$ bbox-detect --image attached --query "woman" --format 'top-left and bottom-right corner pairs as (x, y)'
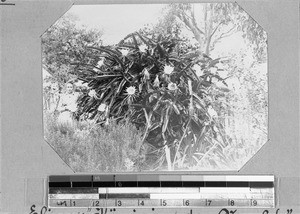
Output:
(57, 82), (79, 127)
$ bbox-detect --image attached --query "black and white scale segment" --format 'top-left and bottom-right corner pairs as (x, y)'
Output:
(48, 174), (275, 208)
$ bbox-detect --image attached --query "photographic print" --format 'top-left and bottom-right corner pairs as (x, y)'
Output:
(42, 3), (268, 172)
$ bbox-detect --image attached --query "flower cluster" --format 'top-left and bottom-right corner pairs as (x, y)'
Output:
(126, 86), (136, 95)
(163, 65), (174, 75)
(88, 89), (97, 98)
(192, 64), (202, 77)
(139, 44), (147, 53)
(97, 58), (105, 67)
(120, 49), (129, 56)
(168, 82), (178, 91)
(97, 103), (107, 112)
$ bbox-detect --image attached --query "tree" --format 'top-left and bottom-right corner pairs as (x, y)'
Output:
(161, 3), (267, 62)
(41, 13), (103, 86)
(157, 3), (268, 170)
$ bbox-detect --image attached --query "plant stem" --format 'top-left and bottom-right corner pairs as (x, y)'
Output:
(172, 119), (190, 169)
(141, 108), (152, 143)
(164, 145), (172, 171)
(141, 126), (149, 143)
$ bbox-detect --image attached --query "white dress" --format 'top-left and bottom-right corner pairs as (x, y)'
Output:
(57, 92), (79, 126)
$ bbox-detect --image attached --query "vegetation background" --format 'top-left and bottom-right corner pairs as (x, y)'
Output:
(42, 3), (268, 172)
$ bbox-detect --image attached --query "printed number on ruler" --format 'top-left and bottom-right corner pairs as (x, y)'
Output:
(117, 200), (122, 207)
(206, 199), (212, 206)
(251, 199), (258, 206)
(229, 199), (235, 206)
(138, 200), (144, 206)
(93, 200), (100, 207)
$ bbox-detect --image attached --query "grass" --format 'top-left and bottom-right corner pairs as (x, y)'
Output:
(44, 112), (148, 172)
(44, 111), (267, 172)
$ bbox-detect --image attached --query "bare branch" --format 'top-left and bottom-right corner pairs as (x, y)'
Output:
(176, 12), (204, 43)
(205, 21), (224, 54)
(210, 21), (223, 38)
(189, 8), (204, 35)
(175, 9), (205, 36)
(217, 25), (237, 40)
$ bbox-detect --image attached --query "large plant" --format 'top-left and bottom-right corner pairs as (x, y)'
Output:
(73, 30), (229, 170)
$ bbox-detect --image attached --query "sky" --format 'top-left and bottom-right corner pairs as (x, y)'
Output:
(51, 3), (267, 89)
(59, 3), (266, 78)
(68, 4), (166, 45)
(65, 4), (252, 57)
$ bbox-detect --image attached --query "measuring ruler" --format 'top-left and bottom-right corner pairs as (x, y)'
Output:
(48, 174), (275, 208)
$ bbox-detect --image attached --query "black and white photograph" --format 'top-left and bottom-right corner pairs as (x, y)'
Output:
(1, 1), (299, 213)
(42, 3), (268, 172)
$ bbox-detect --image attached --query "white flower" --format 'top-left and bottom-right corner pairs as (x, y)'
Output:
(211, 77), (218, 84)
(97, 103), (107, 112)
(143, 68), (150, 80)
(97, 58), (105, 67)
(192, 64), (203, 77)
(120, 49), (129, 56)
(74, 80), (83, 87)
(167, 82), (178, 91)
(93, 59), (104, 72)
(208, 105), (218, 118)
(139, 44), (147, 52)
(126, 86), (136, 95)
(88, 89), (97, 98)
(188, 103), (194, 115)
(163, 65), (174, 75)
(153, 75), (160, 87)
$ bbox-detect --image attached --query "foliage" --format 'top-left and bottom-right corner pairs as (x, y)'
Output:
(44, 109), (262, 171)
(44, 112), (147, 172)
(162, 3), (267, 61)
(42, 4), (268, 171)
(236, 7), (267, 63)
(42, 13), (103, 86)
(73, 30), (230, 170)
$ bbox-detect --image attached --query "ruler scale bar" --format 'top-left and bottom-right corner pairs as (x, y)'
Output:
(93, 182), (115, 187)
(99, 193), (151, 199)
(48, 198), (275, 207)
(48, 175), (275, 208)
(49, 194), (99, 199)
(49, 187), (99, 194)
(49, 193), (274, 200)
(49, 181), (274, 188)
(49, 175), (275, 182)
(49, 187), (274, 194)
(103, 187), (201, 194)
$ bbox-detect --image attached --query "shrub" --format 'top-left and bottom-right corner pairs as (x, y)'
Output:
(72, 31), (229, 170)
